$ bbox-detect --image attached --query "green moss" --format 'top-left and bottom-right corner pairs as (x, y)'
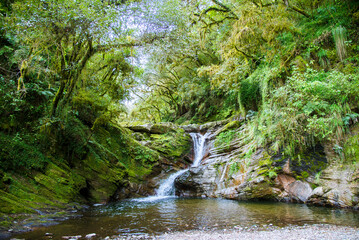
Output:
(69, 124), (162, 202)
(290, 150), (328, 178)
(0, 190), (35, 213)
(301, 171), (310, 179)
(0, 170), (78, 214)
(228, 162), (240, 176)
(215, 130), (237, 150)
(34, 162), (86, 202)
(244, 182), (277, 200)
(0, 219), (12, 228)
(344, 126), (359, 165)
(259, 158), (273, 167)
(0, 120), (189, 214)
(146, 129), (191, 161)
(216, 120), (242, 136)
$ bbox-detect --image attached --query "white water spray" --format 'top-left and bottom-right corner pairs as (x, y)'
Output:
(155, 169), (188, 196)
(135, 132), (208, 201)
(189, 132), (209, 167)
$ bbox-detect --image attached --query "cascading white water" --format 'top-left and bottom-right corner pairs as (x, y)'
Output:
(155, 169), (188, 197)
(135, 132), (208, 202)
(189, 132), (209, 167)
(156, 132), (208, 196)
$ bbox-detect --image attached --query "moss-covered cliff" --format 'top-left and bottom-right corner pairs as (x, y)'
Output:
(0, 119), (192, 230)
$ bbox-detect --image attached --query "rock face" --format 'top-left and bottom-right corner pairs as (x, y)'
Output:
(308, 166), (359, 207)
(174, 122), (359, 209)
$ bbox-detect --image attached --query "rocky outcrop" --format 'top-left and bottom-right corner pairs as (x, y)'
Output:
(124, 120), (359, 209)
(125, 117), (242, 134)
(174, 123), (359, 209)
(307, 166), (359, 207)
(126, 123), (178, 134)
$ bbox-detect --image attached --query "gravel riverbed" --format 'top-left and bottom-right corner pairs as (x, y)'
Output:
(156, 225), (359, 240)
(105, 224), (359, 240)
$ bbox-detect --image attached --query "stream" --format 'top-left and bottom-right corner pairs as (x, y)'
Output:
(12, 199), (359, 239)
(10, 133), (359, 239)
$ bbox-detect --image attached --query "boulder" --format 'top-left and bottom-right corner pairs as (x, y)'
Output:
(287, 181), (313, 202)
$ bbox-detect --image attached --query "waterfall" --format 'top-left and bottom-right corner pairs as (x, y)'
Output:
(156, 132), (208, 196)
(155, 169), (188, 196)
(134, 132), (208, 202)
(189, 132), (209, 167)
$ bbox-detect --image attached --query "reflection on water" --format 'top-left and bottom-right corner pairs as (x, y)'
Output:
(14, 198), (359, 239)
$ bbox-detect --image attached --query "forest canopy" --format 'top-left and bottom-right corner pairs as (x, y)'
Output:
(1, 0), (359, 171)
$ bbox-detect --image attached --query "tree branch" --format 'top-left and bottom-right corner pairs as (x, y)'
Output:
(282, 0), (310, 18)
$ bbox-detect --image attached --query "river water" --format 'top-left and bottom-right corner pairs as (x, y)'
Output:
(14, 198), (359, 239)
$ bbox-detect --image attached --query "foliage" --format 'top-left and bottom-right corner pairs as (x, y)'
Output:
(239, 78), (261, 113)
(215, 130), (237, 150)
(228, 162), (240, 176)
(0, 132), (49, 172)
(246, 68), (359, 155)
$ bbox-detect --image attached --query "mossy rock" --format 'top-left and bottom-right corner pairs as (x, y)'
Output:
(150, 123), (177, 134)
(34, 162), (86, 202)
(290, 148), (328, 177)
(0, 171), (73, 214)
(127, 123), (178, 134)
(242, 181), (278, 200)
(146, 129), (191, 161)
(72, 124), (161, 202)
(214, 120), (243, 136)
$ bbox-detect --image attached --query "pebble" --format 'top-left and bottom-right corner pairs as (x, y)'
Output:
(86, 233), (97, 238)
(104, 224), (359, 240)
(62, 235), (81, 239)
(155, 225), (359, 240)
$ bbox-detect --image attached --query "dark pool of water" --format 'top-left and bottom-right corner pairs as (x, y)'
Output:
(13, 198), (359, 239)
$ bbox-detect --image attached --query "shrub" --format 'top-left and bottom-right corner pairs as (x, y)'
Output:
(246, 68), (359, 155)
(0, 132), (49, 172)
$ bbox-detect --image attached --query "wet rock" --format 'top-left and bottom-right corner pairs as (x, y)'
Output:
(275, 174), (296, 190)
(85, 233), (96, 238)
(323, 189), (354, 207)
(62, 236), (81, 239)
(167, 122), (359, 209)
(180, 119), (233, 133)
(175, 167), (209, 196)
(237, 181), (280, 200)
(311, 187), (324, 197)
(199, 120), (230, 132)
(287, 181), (312, 202)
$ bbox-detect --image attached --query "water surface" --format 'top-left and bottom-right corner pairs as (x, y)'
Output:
(14, 198), (359, 239)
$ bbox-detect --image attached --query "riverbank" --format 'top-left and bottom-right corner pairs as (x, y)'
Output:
(0, 205), (85, 240)
(146, 225), (359, 240)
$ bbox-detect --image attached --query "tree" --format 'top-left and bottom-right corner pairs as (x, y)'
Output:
(8, 0), (150, 119)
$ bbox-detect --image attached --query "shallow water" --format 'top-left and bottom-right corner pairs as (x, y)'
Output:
(14, 198), (359, 239)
